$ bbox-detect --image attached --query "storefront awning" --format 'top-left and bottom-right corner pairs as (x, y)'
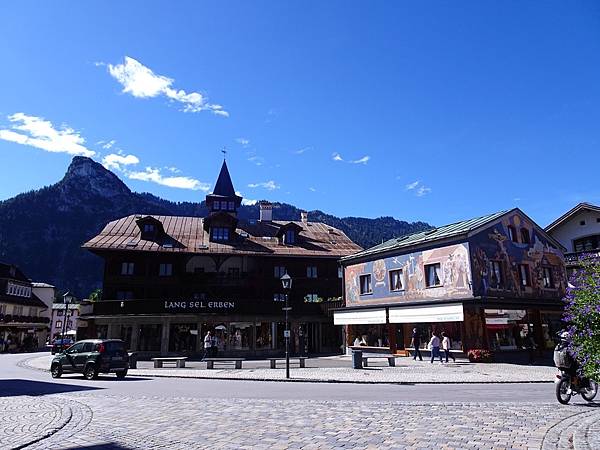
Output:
(388, 303), (464, 324)
(333, 308), (386, 325)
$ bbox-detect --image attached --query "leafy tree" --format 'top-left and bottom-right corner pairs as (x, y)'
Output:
(563, 254), (600, 381)
(88, 289), (102, 302)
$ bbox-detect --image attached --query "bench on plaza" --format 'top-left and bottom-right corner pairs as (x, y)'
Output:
(267, 357), (309, 369)
(203, 358), (245, 369)
(362, 355), (398, 367)
(151, 357), (188, 368)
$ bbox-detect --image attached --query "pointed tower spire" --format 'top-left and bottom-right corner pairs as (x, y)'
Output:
(212, 160), (236, 197)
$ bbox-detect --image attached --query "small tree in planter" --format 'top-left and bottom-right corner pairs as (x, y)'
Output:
(467, 349), (493, 363)
(563, 254), (600, 382)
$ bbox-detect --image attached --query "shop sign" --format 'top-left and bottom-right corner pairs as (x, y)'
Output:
(163, 300), (235, 311)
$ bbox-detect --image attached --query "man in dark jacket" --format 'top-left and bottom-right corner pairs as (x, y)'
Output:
(410, 328), (423, 361)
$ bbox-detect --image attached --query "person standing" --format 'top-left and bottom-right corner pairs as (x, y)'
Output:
(428, 331), (443, 364)
(441, 332), (456, 363)
(410, 328), (423, 361)
(202, 331), (212, 361)
(210, 333), (218, 357)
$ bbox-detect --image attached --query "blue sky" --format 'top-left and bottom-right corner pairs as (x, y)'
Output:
(1, 1), (599, 227)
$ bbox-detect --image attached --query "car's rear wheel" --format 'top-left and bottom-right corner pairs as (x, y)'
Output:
(115, 369), (127, 379)
(50, 363), (62, 378)
(83, 364), (98, 380)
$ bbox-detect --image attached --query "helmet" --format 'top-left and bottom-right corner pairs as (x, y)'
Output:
(560, 331), (569, 340)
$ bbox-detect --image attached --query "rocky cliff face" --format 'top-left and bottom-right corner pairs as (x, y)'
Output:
(0, 157), (431, 296)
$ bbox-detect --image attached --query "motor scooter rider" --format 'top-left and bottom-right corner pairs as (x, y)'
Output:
(555, 332), (580, 377)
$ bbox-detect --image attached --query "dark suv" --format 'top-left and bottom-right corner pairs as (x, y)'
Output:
(50, 339), (129, 380)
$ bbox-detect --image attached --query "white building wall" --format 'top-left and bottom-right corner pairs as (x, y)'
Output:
(549, 210), (600, 252)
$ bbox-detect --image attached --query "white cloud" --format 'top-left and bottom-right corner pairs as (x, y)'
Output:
(405, 180), (431, 196)
(332, 152), (344, 162)
(102, 153), (140, 171)
(416, 186), (432, 197)
(236, 137), (250, 146)
(350, 155), (370, 165)
(106, 56), (228, 117)
(242, 198), (258, 206)
(248, 180), (280, 190)
(128, 167), (211, 191)
(294, 146), (311, 155)
(0, 113), (95, 157)
(247, 154), (264, 166)
(309, 187), (317, 192)
(101, 139), (116, 150)
(165, 166), (181, 173)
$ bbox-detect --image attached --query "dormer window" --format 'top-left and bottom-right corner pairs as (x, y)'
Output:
(228, 201), (235, 211)
(284, 229), (296, 245)
(211, 227), (230, 241)
(144, 224), (155, 233)
(214, 201), (221, 210)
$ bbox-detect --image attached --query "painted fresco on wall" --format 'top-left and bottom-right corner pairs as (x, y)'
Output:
(470, 213), (566, 300)
(345, 243), (473, 306)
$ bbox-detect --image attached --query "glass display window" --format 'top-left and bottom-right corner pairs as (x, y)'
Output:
(255, 322), (273, 349)
(169, 323), (198, 353)
(228, 322), (252, 350)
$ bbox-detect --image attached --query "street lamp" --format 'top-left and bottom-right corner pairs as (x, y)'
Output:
(280, 273), (292, 379)
(61, 291), (74, 352)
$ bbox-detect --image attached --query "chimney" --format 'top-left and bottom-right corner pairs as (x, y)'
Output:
(301, 211), (308, 224)
(259, 201), (273, 222)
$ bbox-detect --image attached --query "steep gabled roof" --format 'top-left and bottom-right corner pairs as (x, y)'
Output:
(212, 160), (236, 197)
(545, 202), (600, 232)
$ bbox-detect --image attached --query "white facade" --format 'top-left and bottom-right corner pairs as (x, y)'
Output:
(546, 204), (600, 253)
(50, 303), (80, 341)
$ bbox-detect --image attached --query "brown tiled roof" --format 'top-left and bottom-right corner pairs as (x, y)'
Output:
(83, 215), (362, 258)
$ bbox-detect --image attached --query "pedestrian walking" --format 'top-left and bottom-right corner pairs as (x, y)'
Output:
(202, 331), (212, 360)
(441, 331), (455, 363)
(525, 331), (536, 365)
(410, 328), (423, 361)
(428, 331), (443, 364)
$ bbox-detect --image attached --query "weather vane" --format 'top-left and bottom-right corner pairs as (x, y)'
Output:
(221, 147), (227, 159)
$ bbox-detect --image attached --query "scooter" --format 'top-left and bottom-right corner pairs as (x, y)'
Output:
(555, 370), (598, 405)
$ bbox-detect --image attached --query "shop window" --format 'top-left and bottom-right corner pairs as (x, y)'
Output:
(121, 262), (134, 275)
(273, 293), (286, 302)
(139, 324), (162, 351)
(507, 225), (518, 243)
(306, 266), (318, 278)
(389, 269), (403, 291)
(424, 263), (442, 287)
(229, 322), (252, 350)
(169, 323), (197, 353)
(255, 322), (273, 349)
(274, 266), (286, 278)
(159, 263), (173, 277)
(489, 261), (503, 289)
(304, 293), (320, 303)
(359, 274), (372, 295)
(228, 267), (240, 279)
(542, 266), (554, 288)
(518, 264), (531, 287)
(520, 228), (531, 245)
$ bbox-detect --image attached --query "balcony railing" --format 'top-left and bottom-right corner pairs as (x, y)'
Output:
(564, 250), (600, 264)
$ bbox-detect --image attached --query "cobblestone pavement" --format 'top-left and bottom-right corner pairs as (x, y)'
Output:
(1, 392), (599, 449)
(25, 354), (557, 384)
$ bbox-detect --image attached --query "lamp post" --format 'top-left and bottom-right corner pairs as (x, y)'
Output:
(280, 273), (292, 379)
(61, 291), (73, 351)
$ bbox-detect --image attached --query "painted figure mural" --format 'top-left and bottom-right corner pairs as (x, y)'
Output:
(345, 243), (473, 306)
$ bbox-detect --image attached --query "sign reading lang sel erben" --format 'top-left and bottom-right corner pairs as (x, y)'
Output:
(163, 300), (235, 312)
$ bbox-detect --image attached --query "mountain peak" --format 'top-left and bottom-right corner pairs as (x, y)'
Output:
(60, 156), (131, 197)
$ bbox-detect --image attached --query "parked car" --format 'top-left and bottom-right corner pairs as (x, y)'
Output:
(50, 338), (74, 355)
(50, 339), (129, 380)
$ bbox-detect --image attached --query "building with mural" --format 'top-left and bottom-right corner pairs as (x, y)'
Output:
(545, 202), (600, 274)
(80, 160), (362, 357)
(334, 209), (567, 358)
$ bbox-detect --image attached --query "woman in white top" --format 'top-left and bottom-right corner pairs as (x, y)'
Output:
(428, 332), (443, 364)
(441, 331), (456, 363)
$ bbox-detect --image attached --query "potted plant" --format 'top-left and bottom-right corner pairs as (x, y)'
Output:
(467, 349), (493, 363)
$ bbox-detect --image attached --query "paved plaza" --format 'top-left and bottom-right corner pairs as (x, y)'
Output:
(24, 354), (557, 384)
(1, 353), (599, 449)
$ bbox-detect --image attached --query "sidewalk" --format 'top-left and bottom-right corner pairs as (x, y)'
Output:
(25, 354), (557, 384)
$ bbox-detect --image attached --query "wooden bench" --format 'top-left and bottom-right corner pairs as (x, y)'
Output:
(267, 357), (308, 369)
(204, 358), (245, 369)
(152, 357), (188, 368)
(362, 355), (397, 367)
